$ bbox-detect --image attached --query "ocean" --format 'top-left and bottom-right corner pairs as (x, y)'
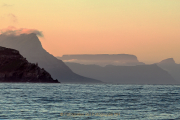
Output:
(0, 83), (180, 120)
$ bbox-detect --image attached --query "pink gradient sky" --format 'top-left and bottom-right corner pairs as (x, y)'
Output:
(0, 0), (180, 63)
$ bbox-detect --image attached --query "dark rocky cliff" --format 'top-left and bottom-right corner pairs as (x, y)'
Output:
(0, 46), (59, 83)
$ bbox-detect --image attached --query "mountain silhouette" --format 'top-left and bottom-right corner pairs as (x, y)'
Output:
(157, 58), (180, 82)
(65, 62), (179, 84)
(158, 58), (176, 65)
(0, 33), (102, 83)
(58, 54), (145, 66)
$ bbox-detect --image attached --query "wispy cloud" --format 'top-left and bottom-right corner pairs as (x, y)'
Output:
(0, 26), (44, 37)
(2, 3), (14, 7)
(8, 13), (17, 23)
(0, 13), (18, 23)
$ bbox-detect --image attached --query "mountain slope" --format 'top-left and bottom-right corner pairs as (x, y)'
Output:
(157, 58), (180, 82)
(0, 33), (102, 83)
(65, 62), (178, 84)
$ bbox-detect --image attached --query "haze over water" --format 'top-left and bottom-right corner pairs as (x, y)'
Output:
(0, 83), (180, 119)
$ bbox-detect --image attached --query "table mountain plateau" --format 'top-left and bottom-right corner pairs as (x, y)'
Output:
(58, 54), (145, 66)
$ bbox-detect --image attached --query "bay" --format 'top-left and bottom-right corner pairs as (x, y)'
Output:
(0, 83), (180, 119)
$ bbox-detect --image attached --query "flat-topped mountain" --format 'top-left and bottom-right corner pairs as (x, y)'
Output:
(0, 46), (59, 83)
(60, 54), (138, 61)
(0, 33), (102, 83)
(65, 62), (179, 84)
(58, 54), (145, 66)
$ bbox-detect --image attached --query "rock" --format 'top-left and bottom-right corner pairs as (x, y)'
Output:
(0, 46), (59, 83)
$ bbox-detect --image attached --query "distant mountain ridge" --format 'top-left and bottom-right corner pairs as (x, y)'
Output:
(59, 54), (180, 84)
(157, 58), (180, 82)
(65, 62), (179, 84)
(1, 33), (179, 84)
(58, 54), (145, 66)
(60, 54), (138, 61)
(0, 33), (102, 83)
(158, 58), (176, 65)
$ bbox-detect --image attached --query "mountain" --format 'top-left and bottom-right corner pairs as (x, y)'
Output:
(158, 58), (176, 65)
(65, 62), (179, 84)
(0, 46), (59, 83)
(57, 54), (145, 66)
(157, 58), (180, 82)
(0, 33), (102, 83)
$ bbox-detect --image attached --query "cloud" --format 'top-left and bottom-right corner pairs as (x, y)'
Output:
(0, 26), (44, 37)
(8, 13), (17, 23)
(2, 3), (13, 7)
(0, 13), (18, 23)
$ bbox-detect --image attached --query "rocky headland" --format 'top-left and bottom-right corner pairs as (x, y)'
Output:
(0, 46), (59, 83)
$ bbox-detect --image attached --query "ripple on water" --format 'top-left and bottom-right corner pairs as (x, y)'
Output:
(0, 83), (180, 119)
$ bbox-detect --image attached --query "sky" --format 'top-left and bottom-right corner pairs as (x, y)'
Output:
(0, 0), (180, 64)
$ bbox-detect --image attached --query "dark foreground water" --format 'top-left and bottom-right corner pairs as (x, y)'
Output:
(0, 84), (180, 120)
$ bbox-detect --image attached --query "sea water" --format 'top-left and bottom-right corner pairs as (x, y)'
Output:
(0, 83), (180, 120)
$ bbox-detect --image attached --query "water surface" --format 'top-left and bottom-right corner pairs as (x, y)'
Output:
(0, 83), (180, 119)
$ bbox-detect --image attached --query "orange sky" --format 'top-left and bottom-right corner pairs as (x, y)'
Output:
(0, 0), (180, 63)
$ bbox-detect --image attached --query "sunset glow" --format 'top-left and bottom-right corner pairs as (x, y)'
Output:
(1, 0), (180, 63)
